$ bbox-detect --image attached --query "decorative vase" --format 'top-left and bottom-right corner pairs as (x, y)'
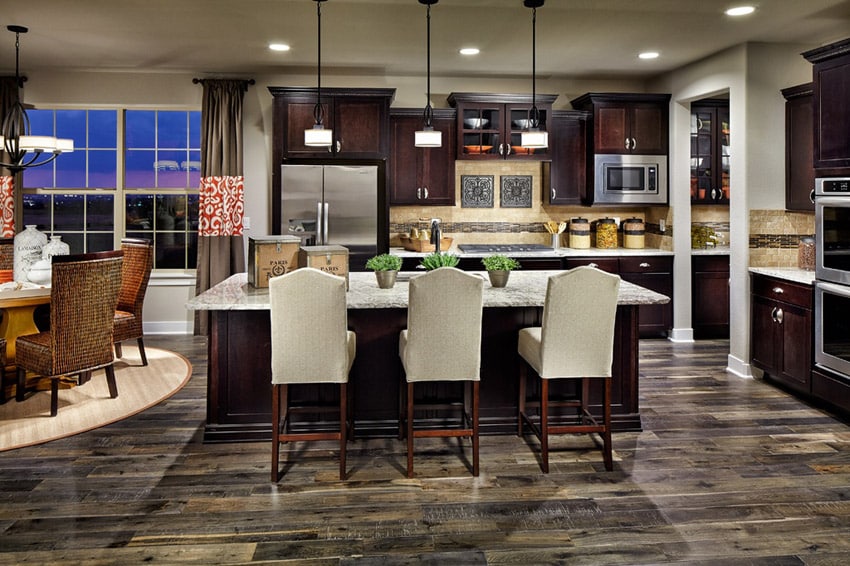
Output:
(487, 270), (510, 288)
(14, 225), (48, 283)
(42, 235), (70, 260)
(375, 270), (398, 289)
(27, 259), (52, 285)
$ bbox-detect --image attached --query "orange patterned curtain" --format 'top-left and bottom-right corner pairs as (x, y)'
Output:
(0, 176), (14, 237)
(193, 79), (251, 335)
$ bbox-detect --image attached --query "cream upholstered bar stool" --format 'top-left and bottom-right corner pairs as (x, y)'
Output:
(269, 267), (356, 482)
(517, 266), (620, 472)
(399, 267), (484, 478)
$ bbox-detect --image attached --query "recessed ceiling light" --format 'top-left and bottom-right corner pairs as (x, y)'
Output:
(639, 51), (660, 60)
(269, 43), (291, 52)
(459, 47), (480, 56)
(725, 6), (756, 16)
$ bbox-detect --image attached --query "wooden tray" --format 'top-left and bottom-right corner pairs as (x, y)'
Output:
(399, 235), (453, 253)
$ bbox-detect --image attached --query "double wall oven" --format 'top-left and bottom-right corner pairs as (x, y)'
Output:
(815, 177), (850, 378)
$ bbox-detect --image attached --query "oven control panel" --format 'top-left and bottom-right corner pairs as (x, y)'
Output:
(816, 177), (850, 195)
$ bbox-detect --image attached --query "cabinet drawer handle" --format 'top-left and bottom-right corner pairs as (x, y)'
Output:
(423, 187), (429, 199)
(775, 307), (784, 324)
(588, 262), (599, 268)
(772, 287), (784, 294)
(639, 262), (650, 268)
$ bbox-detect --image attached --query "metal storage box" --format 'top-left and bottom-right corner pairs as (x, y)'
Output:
(247, 235), (302, 288)
(299, 245), (350, 289)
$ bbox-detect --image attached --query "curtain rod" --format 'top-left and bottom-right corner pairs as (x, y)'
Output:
(192, 78), (255, 88)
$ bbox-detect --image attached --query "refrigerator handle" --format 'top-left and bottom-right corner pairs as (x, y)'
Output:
(323, 202), (329, 244)
(316, 201), (323, 245)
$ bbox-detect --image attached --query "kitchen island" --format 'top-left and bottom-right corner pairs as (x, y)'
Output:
(188, 270), (669, 442)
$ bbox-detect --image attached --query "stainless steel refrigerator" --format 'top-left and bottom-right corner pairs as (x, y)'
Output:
(280, 158), (388, 270)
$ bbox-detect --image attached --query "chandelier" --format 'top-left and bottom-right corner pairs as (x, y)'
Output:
(0, 25), (74, 175)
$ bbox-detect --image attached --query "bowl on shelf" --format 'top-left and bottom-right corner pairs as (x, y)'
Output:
(512, 146), (534, 155)
(512, 118), (532, 129)
(463, 118), (489, 129)
(463, 145), (493, 154)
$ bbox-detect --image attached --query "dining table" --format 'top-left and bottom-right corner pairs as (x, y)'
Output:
(0, 283), (51, 371)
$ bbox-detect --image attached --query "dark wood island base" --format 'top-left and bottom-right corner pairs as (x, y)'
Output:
(191, 272), (667, 443)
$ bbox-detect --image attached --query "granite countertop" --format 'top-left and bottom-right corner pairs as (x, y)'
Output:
(187, 271), (670, 311)
(392, 246), (673, 259)
(692, 246), (731, 255)
(749, 267), (816, 286)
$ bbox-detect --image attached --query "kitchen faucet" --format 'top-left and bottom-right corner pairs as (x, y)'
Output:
(430, 218), (441, 254)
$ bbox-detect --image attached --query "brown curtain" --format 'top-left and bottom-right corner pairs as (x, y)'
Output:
(0, 76), (21, 235)
(194, 79), (251, 335)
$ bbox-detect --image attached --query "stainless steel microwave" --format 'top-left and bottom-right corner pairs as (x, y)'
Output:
(593, 154), (668, 205)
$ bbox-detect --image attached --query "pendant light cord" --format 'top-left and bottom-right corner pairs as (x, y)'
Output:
(424, 2), (433, 128)
(313, 0), (324, 126)
(530, 5), (539, 128)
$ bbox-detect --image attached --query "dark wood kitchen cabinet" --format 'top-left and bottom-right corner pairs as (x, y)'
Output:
(543, 110), (589, 205)
(782, 83), (816, 212)
(690, 99), (730, 205)
(564, 255), (673, 338)
(751, 273), (812, 395)
(269, 86), (395, 234)
(692, 255), (729, 339)
(570, 93), (670, 155)
(448, 92), (557, 160)
(270, 87), (394, 159)
(803, 37), (850, 175)
(388, 108), (456, 206)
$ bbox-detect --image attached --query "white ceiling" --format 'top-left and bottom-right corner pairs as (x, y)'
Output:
(2, 0), (850, 80)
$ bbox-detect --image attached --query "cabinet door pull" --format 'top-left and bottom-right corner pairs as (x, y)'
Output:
(775, 307), (784, 324)
(499, 143), (505, 156)
(588, 262), (599, 268)
(624, 138), (631, 150)
(417, 187), (421, 200)
(336, 140), (341, 153)
(809, 189), (815, 204)
(423, 187), (429, 199)
(772, 287), (784, 294)
(639, 262), (650, 268)
(506, 143), (512, 156)
(551, 187), (556, 200)
(631, 137), (637, 151)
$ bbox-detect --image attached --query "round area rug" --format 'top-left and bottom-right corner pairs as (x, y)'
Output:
(0, 346), (191, 451)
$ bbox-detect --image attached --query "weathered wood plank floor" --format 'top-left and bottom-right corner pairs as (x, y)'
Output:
(2, 337), (850, 565)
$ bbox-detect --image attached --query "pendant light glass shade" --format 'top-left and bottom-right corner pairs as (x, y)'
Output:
(304, 0), (332, 147)
(522, 0), (547, 149)
(0, 25), (74, 175)
(414, 0), (441, 148)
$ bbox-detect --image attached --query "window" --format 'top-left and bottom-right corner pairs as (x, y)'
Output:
(20, 109), (201, 270)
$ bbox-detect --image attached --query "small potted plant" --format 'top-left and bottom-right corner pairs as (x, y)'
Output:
(481, 254), (521, 288)
(365, 253), (403, 289)
(419, 252), (460, 271)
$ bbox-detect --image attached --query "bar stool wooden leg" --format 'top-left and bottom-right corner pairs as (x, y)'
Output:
(339, 383), (348, 481)
(518, 362), (527, 436)
(540, 378), (549, 474)
(407, 381), (415, 478)
(271, 383), (281, 482)
(602, 377), (613, 471)
(472, 381), (480, 477)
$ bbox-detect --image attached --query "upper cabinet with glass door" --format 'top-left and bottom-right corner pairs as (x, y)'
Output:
(448, 93), (557, 160)
(690, 99), (730, 205)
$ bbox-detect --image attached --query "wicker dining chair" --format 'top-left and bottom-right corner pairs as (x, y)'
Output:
(517, 266), (621, 472)
(15, 250), (123, 416)
(113, 238), (153, 366)
(0, 338), (7, 403)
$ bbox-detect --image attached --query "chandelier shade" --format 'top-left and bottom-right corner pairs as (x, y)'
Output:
(414, 0), (442, 148)
(304, 0), (333, 147)
(0, 25), (74, 175)
(521, 0), (548, 149)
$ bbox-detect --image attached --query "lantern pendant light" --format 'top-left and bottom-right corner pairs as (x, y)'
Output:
(521, 0), (548, 149)
(304, 0), (333, 147)
(414, 0), (442, 148)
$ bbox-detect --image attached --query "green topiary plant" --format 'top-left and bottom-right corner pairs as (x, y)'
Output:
(419, 252), (460, 271)
(365, 253), (403, 272)
(481, 254), (521, 272)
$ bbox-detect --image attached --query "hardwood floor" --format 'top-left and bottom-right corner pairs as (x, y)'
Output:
(2, 337), (850, 564)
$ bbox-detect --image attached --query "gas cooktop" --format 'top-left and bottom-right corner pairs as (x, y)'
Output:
(457, 244), (554, 253)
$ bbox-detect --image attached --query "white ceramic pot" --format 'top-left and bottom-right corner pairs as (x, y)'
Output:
(42, 235), (70, 260)
(27, 259), (52, 285)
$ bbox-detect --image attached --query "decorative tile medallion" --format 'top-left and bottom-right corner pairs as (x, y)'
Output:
(500, 175), (532, 208)
(461, 175), (494, 208)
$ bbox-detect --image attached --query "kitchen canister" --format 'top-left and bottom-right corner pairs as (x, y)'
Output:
(798, 237), (815, 271)
(568, 217), (591, 249)
(622, 217), (646, 249)
(42, 235), (70, 260)
(14, 224), (48, 282)
(595, 218), (618, 249)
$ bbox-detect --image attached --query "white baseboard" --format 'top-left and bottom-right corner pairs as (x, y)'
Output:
(668, 327), (694, 343)
(726, 353), (753, 378)
(143, 321), (193, 335)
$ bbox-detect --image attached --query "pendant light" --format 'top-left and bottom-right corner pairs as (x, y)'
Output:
(0, 25), (74, 175)
(414, 0), (442, 148)
(521, 0), (548, 149)
(304, 0), (333, 147)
